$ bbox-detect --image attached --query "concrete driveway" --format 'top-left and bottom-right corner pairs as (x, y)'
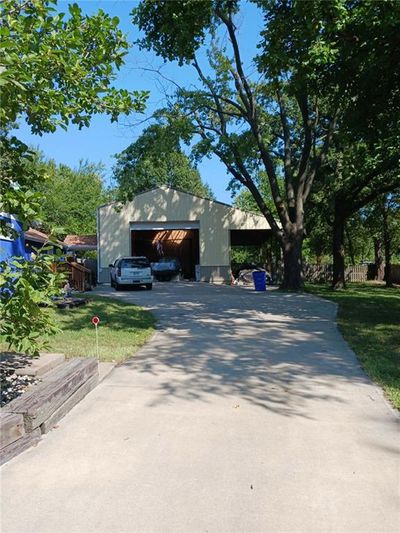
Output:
(1, 283), (399, 533)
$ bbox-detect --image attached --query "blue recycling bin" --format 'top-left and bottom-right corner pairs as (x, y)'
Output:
(252, 270), (266, 291)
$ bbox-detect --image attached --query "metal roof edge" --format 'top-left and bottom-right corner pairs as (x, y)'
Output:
(96, 185), (274, 226)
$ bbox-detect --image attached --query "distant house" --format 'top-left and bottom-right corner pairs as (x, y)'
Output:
(24, 228), (56, 255)
(63, 234), (97, 253)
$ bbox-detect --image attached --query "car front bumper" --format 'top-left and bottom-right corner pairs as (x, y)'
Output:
(116, 277), (153, 285)
(153, 270), (179, 277)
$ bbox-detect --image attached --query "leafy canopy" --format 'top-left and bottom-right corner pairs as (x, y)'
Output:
(0, 0), (148, 133)
(0, 0), (148, 233)
(113, 121), (214, 201)
(0, 251), (65, 356)
(0, 135), (45, 237)
(0, 0), (149, 355)
(33, 158), (110, 235)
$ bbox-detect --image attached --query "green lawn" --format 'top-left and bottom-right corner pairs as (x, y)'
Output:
(45, 295), (155, 363)
(306, 282), (400, 409)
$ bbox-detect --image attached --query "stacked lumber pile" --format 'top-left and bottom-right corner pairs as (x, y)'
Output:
(55, 297), (89, 309)
(0, 358), (98, 465)
(55, 261), (92, 291)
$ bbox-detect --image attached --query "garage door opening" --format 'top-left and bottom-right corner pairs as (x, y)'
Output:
(131, 228), (200, 279)
(230, 229), (279, 278)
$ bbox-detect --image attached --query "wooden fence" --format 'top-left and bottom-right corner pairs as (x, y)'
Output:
(303, 263), (400, 284)
(391, 264), (400, 284)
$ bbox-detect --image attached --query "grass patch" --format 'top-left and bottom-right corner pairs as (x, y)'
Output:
(306, 282), (400, 409)
(45, 295), (155, 363)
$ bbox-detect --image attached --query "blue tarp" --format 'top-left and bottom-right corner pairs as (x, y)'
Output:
(0, 215), (29, 262)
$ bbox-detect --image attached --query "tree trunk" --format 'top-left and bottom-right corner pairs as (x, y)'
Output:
(332, 201), (346, 290)
(385, 260), (393, 288)
(345, 224), (355, 266)
(373, 238), (385, 281)
(281, 231), (304, 290)
(382, 206), (393, 287)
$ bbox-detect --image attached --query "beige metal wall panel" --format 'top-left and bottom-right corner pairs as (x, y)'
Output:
(227, 209), (271, 230)
(98, 203), (130, 269)
(200, 265), (231, 283)
(98, 187), (271, 273)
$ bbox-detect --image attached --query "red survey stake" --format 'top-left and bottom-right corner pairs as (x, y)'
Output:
(91, 316), (100, 359)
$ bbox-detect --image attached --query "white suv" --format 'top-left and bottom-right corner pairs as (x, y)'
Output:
(109, 257), (153, 290)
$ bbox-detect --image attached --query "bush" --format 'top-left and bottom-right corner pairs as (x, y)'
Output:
(0, 251), (65, 355)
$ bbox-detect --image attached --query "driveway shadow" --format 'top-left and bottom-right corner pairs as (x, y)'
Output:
(97, 284), (371, 419)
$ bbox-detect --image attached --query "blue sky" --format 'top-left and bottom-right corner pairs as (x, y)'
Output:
(15, 0), (262, 203)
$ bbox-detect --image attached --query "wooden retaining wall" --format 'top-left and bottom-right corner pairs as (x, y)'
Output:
(0, 358), (98, 465)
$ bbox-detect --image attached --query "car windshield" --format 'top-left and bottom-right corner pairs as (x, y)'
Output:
(121, 258), (150, 268)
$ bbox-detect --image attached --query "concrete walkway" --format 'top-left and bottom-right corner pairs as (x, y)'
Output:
(1, 283), (399, 533)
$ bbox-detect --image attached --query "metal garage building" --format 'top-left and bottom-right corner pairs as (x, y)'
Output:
(97, 186), (271, 283)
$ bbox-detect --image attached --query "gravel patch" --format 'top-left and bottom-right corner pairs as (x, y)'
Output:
(0, 353), (40, 407)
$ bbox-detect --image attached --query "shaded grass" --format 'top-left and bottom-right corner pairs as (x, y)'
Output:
(306, 282), (400, 409)
(46, 295), (155, 363)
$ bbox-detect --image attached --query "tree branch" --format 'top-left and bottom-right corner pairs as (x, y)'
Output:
(192, 112), (282, 237)
(348, 156), (399, 199)
(277, 88), (295, 215)
(296, 92), (313, 188)
(348, 177), (400, 214)
(216, 7), (255, 117)
(214, 8), (289, 228)
(193, 57), (228, 134)
(302, 110), (339, 203)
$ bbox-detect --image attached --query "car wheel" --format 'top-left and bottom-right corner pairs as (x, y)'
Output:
(146, 283), (153, 290)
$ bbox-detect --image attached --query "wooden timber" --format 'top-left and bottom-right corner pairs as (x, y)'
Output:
(0, 413), (25, 448)
(15, 352), (65, 377)
(0, 428), (41, 466)
(4, 358), (98, 432)
(40, 374), (98, 434)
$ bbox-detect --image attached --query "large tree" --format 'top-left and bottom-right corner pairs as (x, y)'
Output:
(132, 0), (399, 290)
(113, 121), (214, 201)
(35, 159), (110, 235)
(330, 150), (399, 289)
(0, 0), (147, 355)
(0, 0), (147, 234)
(307, 137), (400, 288)
(325, 0), (400, 288)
